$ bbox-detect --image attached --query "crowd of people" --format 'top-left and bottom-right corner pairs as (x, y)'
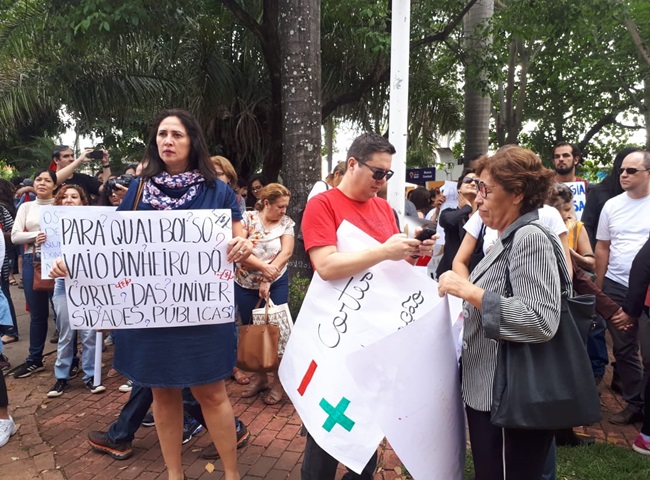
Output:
(0, 115), (649, 480)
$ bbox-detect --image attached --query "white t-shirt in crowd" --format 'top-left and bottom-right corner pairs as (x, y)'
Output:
(596, 192), (650, 287)
(307, 180), (330, 201)
(464, 204), (568, 255)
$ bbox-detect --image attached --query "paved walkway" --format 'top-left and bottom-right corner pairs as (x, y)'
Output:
(0, 283), (642, 479)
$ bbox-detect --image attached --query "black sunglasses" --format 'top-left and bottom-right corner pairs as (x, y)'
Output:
(355, 158), (394, 181)
(619, 167), (649, 175)
(461, 177), (477, 184)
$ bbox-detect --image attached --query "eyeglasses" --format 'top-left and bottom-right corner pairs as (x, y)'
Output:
(461, 177), (477, 184)
(619, 167), (649, 175)
(355, 158), (394, 181)
(476, 180), (495, 198)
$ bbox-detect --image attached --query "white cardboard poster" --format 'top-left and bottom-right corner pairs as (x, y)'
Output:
(346, 296), (465, 480)
(58, 209), (235, 330)
(564, 181), (587, 220)
(279, 220), (464, 477)
(40, 206), (115, 279)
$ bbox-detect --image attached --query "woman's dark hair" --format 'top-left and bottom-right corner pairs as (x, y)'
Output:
(140, 109), (216, 186)
(0, 179), (16, 217)
(410, 187), (432, 216)
(475, 146), (554, 215)
(599, 146), (642, 197)
(34, 168), (57, 183)
(246, 173), (266, 209)
(54, 185), (89, 206)
(548, 182), (573, 209)
(124, 163), (139, 174)
(456, 167), (476, 190)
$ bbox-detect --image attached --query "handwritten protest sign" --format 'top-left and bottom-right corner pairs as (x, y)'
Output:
(564, 181), (587, 220)
(58, 209), (234, 330)
(279, 220), (463, 475)
(347, 296), (465, 480)
(40, 206), (115, 279)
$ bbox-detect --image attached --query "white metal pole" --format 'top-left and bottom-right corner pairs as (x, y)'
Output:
(387, 1), (411, 227)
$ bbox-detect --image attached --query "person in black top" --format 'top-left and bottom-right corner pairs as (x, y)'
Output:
(435, 168), (477, 279)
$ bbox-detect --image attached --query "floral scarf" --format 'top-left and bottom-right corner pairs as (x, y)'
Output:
(142, 170), (205, 210)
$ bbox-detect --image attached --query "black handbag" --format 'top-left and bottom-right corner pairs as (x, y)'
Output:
(490, 224), (602, 430)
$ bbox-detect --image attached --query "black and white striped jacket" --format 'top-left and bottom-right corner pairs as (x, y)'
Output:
(461, 210), (571, 412)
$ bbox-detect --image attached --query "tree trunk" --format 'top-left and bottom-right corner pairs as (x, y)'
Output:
(278, 0), (322, 281)
(463, 0), (494, 162)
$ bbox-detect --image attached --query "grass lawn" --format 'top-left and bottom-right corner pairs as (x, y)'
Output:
(462, 443), (650, 480)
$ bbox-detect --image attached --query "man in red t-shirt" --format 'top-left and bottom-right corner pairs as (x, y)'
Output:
(299, 132), (437, 479)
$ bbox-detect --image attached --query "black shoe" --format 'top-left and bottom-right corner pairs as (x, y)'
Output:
(0, 354), (10, 372)
(14, 361), (44, 378)
(201, 422), (249, 459)
(609, 405), (643, 425)
(141, 411), (155, 427)
(87, 431), (133, 460)
(47, 379), (68, 398)
(69, 358), (80, 379)
(182, 414), (203, 444)
(555, 428), (595, 447)
(85, 380), (106, 394)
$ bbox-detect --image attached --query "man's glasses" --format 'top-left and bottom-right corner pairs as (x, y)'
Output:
(355, 158), (394, 181)
(619, 167), (649, 175)
(476, 180), (495, 198)
(461, 177), (477, 184)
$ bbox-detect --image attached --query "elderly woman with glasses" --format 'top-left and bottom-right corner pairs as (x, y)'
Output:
(438, 147), (567, 480)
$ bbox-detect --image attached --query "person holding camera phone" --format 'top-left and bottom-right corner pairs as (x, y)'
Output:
(51, 145), (111, 201)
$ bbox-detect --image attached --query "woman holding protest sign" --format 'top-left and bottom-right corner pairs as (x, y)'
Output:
(47, 185), (106, 398)
(52, 109), (252, 480)
(11, 169), (57, 379)
(235, 183), (294, 405)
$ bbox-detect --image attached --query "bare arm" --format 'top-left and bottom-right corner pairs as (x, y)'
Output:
(570, 226), (595, 272)
(594, 240), (610, 289)
(269, 234), (294, 272)
(308, 234), (422, 281)
(452, 233), (477, 279)
(56, 149), (90, 184)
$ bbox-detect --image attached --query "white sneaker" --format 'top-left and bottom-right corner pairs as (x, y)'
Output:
(0, 416), (17, 447)
(118, 379), (133, 393)
(103, 335), (114, 346)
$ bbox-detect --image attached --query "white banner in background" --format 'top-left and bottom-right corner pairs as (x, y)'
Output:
(59, 209), (235, 330)
(279, 220), (464, 476)
(40, 206), (115, 279)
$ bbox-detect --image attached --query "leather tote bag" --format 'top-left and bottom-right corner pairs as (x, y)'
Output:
(490, 224), (601, 430)
(237, 308), (280, 373)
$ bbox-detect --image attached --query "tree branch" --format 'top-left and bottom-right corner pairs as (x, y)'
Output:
(411, 0), (479, 49)
(322, 0), (477, 120)
(578, 112), (618, 150)
(216, 0), (264, 41)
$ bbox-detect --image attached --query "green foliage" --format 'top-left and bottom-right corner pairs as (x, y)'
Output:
(463, 443), (650, 479)
(288, 274), (311, 320)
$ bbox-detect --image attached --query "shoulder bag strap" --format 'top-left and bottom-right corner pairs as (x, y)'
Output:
(132, 179), (145, 211)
